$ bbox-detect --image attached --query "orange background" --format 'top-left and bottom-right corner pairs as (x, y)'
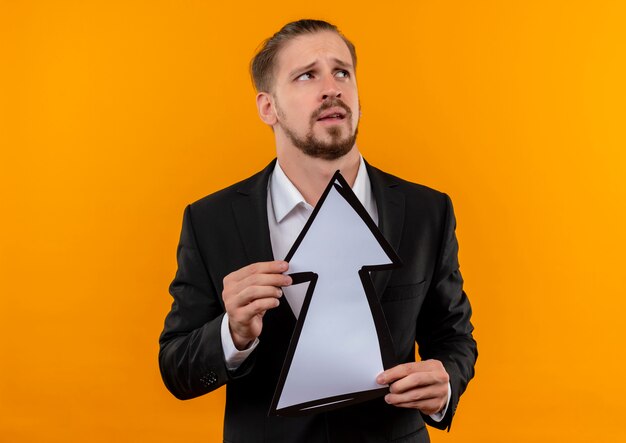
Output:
(1, 1), (625, 442)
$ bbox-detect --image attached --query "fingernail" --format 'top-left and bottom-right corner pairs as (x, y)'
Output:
(376, 375), (384, 384)
(280, 262), (288, 270)
(285, 276), (292, 285)
(384, 395), (391, 403)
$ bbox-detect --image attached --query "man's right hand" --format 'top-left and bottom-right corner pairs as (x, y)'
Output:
(222, 260), (292, 350)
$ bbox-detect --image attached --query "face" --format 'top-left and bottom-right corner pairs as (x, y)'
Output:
(268, 31), (360, 160)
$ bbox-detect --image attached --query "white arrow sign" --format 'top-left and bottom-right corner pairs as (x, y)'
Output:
(270, 171), (402, 416)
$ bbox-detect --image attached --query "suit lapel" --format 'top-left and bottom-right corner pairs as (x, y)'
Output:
(231, 160), (277, 264)
(231, 159), (297, 326)
(366, 161), (405, 298)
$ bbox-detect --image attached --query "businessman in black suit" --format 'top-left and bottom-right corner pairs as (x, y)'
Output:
(159, 19), (477, 442)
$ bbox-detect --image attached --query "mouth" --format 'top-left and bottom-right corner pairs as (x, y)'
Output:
(316, 108), (348, 123)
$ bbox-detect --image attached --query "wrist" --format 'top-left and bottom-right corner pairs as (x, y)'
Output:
(230, 326), (253, 351)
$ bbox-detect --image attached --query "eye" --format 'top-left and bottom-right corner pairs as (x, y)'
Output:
(296, 72), (313, 81)
(335, 70), (350, 78)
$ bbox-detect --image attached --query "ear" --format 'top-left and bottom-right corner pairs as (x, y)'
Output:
(256, 92), (278, 126)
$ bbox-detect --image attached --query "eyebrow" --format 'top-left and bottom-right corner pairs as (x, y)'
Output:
(332, 58), (353, 70)
(289, 62), (316, 79)
(288, 58), (354, 78)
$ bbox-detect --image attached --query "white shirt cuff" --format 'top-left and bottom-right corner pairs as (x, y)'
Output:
(220, 313), (259, 371)
(428, 382), (452, 422)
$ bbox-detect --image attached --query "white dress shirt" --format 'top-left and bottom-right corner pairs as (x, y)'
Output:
(219, 156), (449, 421)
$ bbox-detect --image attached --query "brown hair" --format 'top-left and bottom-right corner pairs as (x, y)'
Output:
(250, 19), (357, 93)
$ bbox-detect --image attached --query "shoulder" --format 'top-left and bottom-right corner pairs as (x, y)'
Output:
(186, 160), (275, 219)
(367, 163), (452, 213)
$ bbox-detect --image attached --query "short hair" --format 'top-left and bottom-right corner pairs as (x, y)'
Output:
(250, 19), (357, 93)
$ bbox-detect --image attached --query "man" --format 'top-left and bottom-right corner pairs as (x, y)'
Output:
(159, 19), (477, 442)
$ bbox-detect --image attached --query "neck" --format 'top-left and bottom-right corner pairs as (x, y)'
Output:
(276, 145), (361, 207)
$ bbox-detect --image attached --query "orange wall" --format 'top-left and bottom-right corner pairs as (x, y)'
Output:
(1, 1), (625, 442)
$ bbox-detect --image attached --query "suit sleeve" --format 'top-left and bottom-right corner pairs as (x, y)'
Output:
(158, 205), (255, 400)
(416, 194), (477, 431)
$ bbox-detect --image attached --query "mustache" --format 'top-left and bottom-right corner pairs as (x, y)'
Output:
(310, 99), (353, 122)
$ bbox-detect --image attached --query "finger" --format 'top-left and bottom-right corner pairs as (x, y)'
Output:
(237, 285), (284, 306)
(376, 363), (417, 385)
(385, 385), (442, 406)
(225, 285), (281, 312)
(238, 297), (281, 322)
(377, 360), (446, 385)
(227, 261), (289, 283)
(388, 372), (440, 394)
(235, 272), (292, 295)
(416, 359), (445, 372)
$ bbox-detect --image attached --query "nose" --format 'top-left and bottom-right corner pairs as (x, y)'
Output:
(320, 75), (342, 101)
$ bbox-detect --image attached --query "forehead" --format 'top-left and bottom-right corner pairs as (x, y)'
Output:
(275, 31), (353, 78)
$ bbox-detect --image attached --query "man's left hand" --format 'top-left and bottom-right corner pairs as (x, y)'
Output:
(376, 359), (449, 415)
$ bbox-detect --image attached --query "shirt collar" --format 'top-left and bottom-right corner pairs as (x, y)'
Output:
(270, 156), (371, 224)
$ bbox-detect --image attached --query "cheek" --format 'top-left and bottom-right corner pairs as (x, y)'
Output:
(285, 109), (315, 132)
(345, 94), (359, 117)
(351, 101), (361, 126)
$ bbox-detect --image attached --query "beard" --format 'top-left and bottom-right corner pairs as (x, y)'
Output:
(276, 99), (359, 161)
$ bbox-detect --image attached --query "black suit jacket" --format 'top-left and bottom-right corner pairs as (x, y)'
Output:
(159, 159), (477, 442)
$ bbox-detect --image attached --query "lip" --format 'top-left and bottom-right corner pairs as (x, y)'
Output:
(316, 107), (347, 121)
